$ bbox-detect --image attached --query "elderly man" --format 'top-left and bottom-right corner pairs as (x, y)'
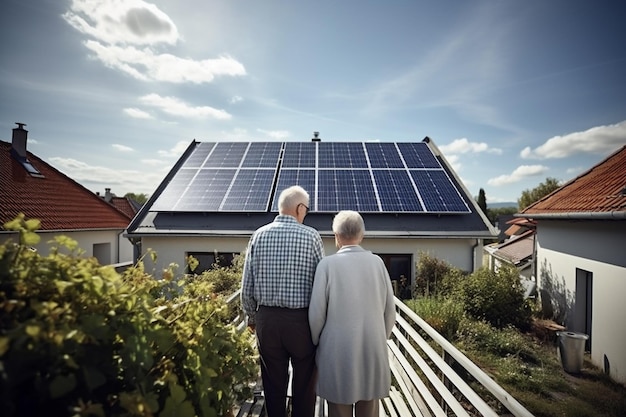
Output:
(241, 185), (325, 417)
(309, 210), (396, 417)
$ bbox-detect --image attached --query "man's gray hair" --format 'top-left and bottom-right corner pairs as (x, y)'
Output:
(278, 185), (309, 213)
(332, 210), (365, 240)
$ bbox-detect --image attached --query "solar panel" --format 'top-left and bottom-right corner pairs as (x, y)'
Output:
(182, 142), (215, 168)
(366, 142), (404, 168)
(272, 169), (316, 211)
(282, 142), (316, 168)
(241, 142), (283, 168)
(152, 168), (197, 211)
(318, 142), (368, 168)
(221, 169), (276, 211)
(410, 170), (469, 212)
(397, 142), (440, 169)
(175, 169), (237, 211)
(152, 140), (471, 214)
(372, 170), (424, 212)
(317, 170), (379, 212)
(204, 142), (248, 168)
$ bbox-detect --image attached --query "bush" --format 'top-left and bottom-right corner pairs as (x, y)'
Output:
(404, 296), (464, 340)
(415, 252), (458, 296)
(455, 266), (532, 330)
(0, 215), (257, 417)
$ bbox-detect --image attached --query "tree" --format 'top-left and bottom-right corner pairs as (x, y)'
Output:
(518, 177), (561, 210)
(124, 192), (148, 204)
(476, 188), (487, 216)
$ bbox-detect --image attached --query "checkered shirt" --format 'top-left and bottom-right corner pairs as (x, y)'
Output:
(241, 215), (324, 325)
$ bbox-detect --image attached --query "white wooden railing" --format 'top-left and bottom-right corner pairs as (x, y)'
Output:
(227, 291), (535, 417)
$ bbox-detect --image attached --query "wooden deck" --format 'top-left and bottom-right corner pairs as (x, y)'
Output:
(227, 292), (534, 417)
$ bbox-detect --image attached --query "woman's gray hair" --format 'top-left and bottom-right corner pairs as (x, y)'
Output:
(278, 185), (309, 213)
(332, 210), (365, 240)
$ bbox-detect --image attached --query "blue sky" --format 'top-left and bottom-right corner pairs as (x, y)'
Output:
(1, 0), (625, 204)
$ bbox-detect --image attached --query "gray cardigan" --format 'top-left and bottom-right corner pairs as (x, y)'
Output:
(308, 245), (396, 404)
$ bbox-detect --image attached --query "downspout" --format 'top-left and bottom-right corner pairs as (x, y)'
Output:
(472, 239), (480, 272)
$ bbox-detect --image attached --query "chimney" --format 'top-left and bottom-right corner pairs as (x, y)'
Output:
(312, 131), (321, 142)
(105, 188), (113, 202)
(12, 122), (28, 158)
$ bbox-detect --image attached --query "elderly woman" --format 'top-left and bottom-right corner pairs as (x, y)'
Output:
(308, 210), (396, 417)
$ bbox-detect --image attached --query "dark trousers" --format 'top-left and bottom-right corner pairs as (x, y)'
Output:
(256, 306), (317, 417)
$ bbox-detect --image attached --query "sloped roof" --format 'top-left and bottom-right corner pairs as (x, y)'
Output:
(521, 145), (626, 217)
(0, 140), (132, 231)
(127, 138), (496, 238)
(493, 230), (534, 265)
(107, 196), (141, 219)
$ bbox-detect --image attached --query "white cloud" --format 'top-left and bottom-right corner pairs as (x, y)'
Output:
(83, 41), (246, 83)
(157, 140), (191, 158)
(141, 158), (168, 166)
(440, 138), (502, 155)
(230, 96), (243, 104)
(487, 165), (549, 186)
(64, 0), (246, 84)
(112, 144), (133, 152)
(124, 107), (153, 119)
(63, 0), (179, 46)
(443, 154), (462, 172)
(521, 120), (626, 159)
(49, 156), (166, 194)
(140, 94), (232, 120)
(257, 129), (290, 140)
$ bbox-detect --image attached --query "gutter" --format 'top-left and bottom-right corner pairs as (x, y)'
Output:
(515, 211), (626, 220)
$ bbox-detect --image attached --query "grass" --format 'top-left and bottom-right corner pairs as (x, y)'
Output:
(406, 298), (626, 417)
(455, 322), (626, 417)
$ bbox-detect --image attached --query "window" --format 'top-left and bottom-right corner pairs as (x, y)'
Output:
(186, 251), (238, 274)
(376, 254), (412, 298)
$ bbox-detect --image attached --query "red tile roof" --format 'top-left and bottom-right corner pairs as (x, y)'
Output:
(1, 141), (132, 231)
(108, 196), (140, 219)
(522, 146), (626, 215)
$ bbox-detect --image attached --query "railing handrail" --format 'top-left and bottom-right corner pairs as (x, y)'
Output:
(394, 298), (534, 417)
(227, 290), (535, 417)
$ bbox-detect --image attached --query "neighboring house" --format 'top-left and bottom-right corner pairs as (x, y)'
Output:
(518, 145), (626, 384)
(126, 136), (497, 286)
(0, 123), (134, 265)
(483, 221), (536, 299)
(98, 187), (142, 219)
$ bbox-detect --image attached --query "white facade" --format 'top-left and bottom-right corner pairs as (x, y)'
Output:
(535, 220), (626, 384)
(138, 234), (484, 281)
(6, 229), (134, 266)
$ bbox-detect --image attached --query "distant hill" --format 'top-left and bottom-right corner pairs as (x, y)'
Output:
(488, 202), (518, 209)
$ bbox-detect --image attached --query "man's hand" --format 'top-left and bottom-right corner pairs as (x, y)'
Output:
(247, 323), (256, 333)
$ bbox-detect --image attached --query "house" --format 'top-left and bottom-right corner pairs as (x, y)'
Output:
(126, 136), (497, 286)
(483, 217), (537, 295)
(98, 187), (143, 219)
(517, 145), (626, 384)
(0, 123), (134, 266)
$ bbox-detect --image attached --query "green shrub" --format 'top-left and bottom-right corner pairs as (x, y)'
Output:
(404, 296), (464, 340)
(415, 252), (458, 296)
(455, 266), (532, 330)
(0, 215), (257, 417)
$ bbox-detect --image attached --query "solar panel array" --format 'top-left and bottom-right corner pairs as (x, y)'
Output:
(151, 142), (471, 213)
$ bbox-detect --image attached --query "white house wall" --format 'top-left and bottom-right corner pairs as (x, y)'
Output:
(139, 235), (482, 280)
(536, 220), (626, 385)
(29, 229), (132, 265)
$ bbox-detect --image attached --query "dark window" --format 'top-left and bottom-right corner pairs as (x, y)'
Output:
(186, 251), (238, 274)
(376, 254), (412, 299)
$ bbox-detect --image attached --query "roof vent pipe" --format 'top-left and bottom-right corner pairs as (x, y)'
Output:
(12, 122), (28, 158)
(312, 131), (321, 142)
